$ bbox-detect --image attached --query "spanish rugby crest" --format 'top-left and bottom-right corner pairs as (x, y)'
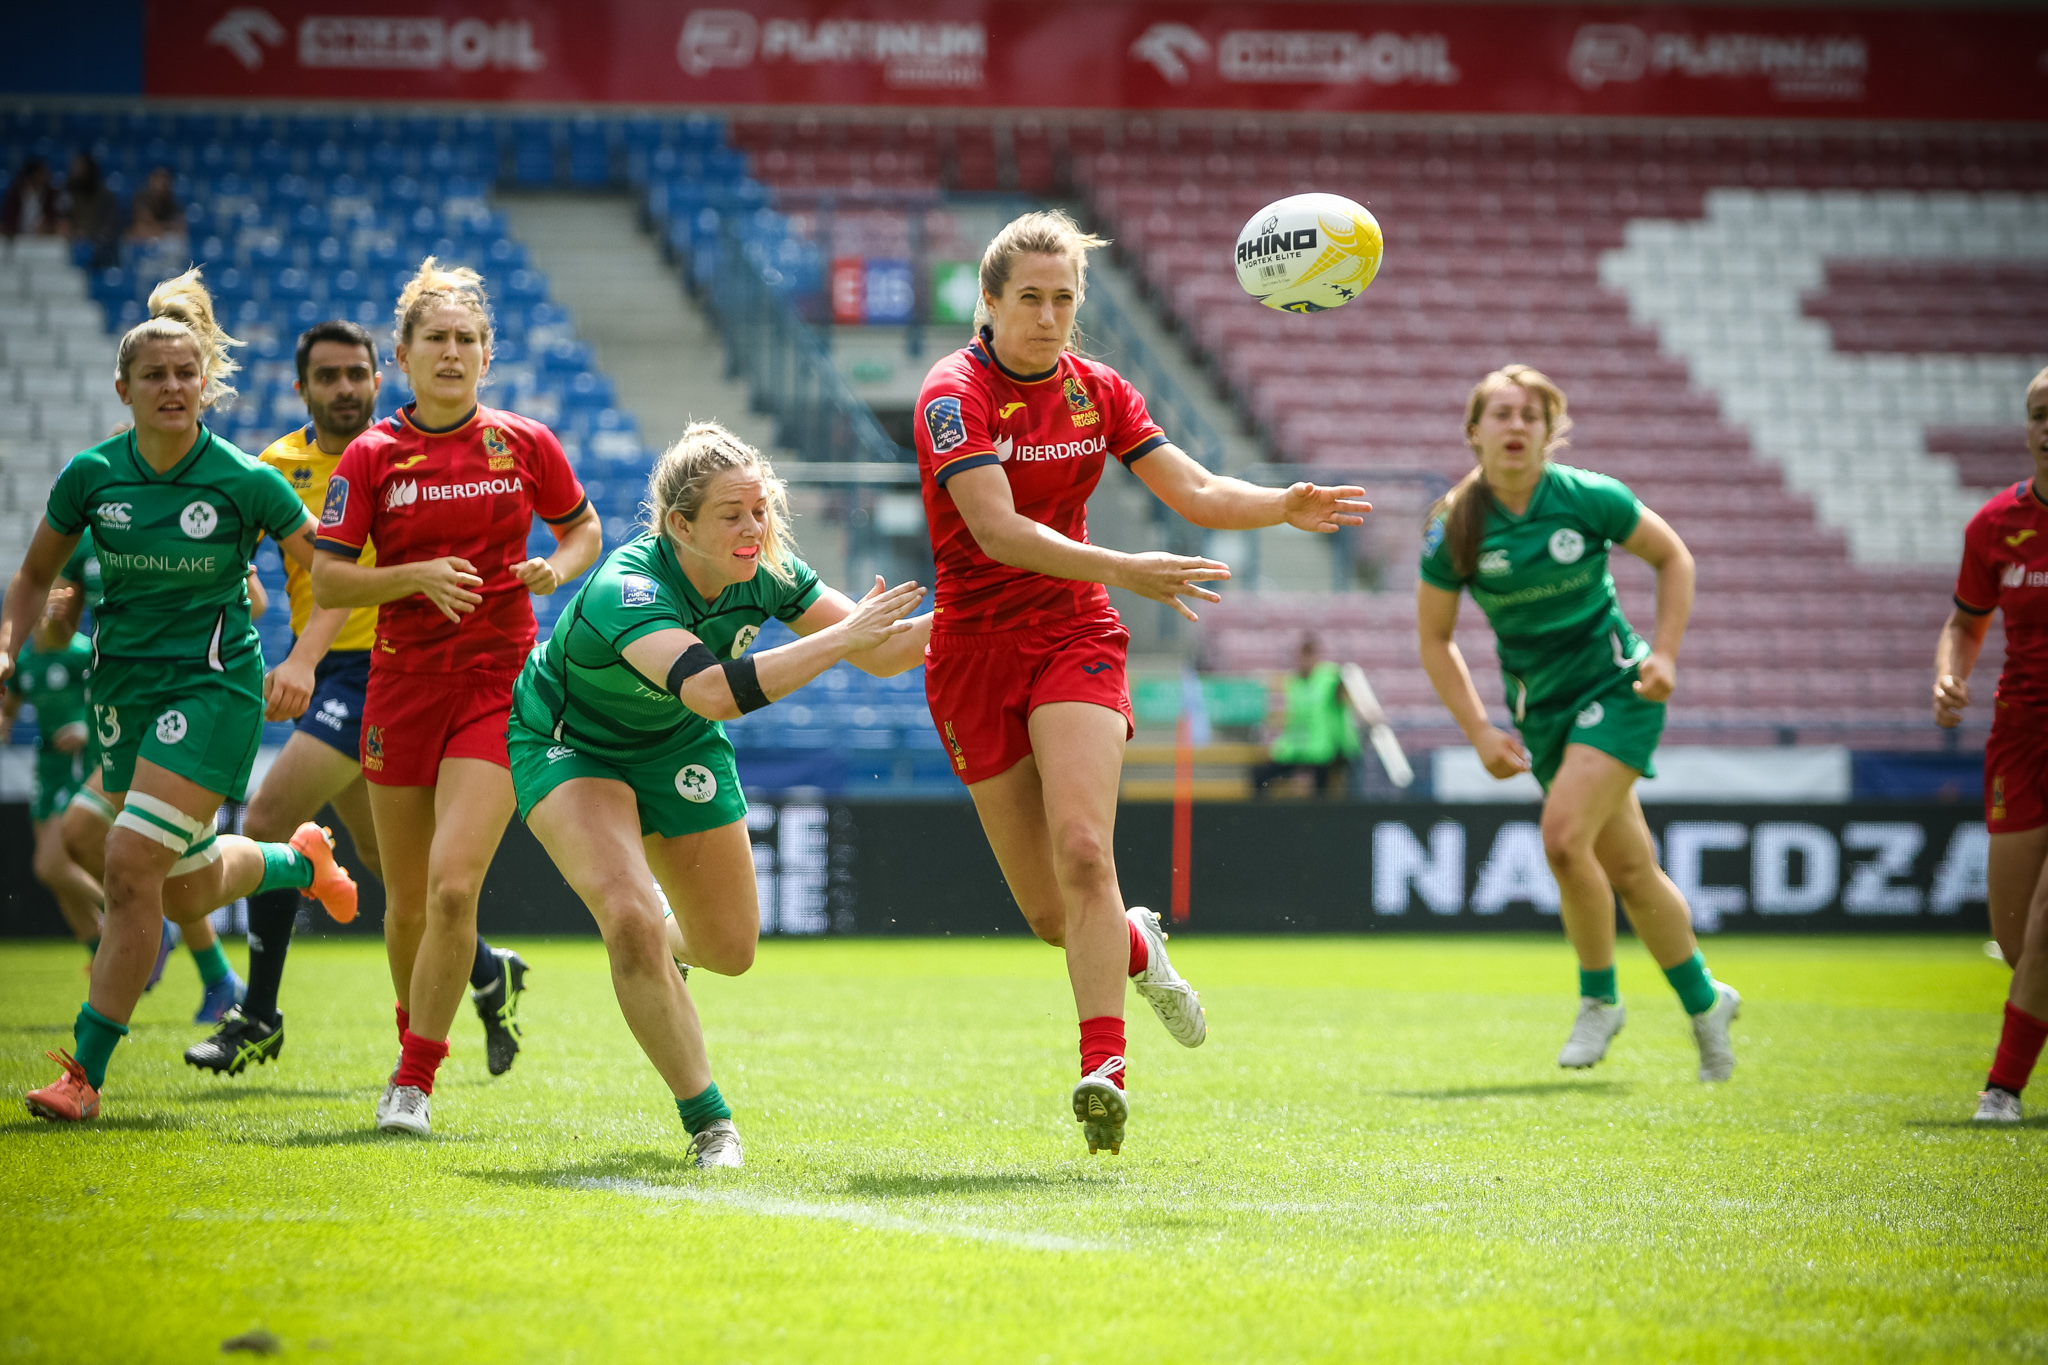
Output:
(1063, 376), (1100, 428)
(483, 426), (514, 471)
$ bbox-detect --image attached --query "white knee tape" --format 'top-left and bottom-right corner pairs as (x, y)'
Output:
(168, 835), (223, 877)
(113, 806), (191, 854)
(69, 786), (117, 822)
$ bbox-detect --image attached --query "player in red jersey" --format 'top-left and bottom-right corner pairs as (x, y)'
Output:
(1936, 365), (2048, 1124)
(914, 211), (1368, 1154)
(312, 260), (601, 1135)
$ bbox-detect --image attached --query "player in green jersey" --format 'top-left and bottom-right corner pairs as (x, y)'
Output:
(1, 585), (102, 951)
(1, 269), (359, 1122)
(508, 422), (927, 1166)
(1416, 364), (1741, 1082)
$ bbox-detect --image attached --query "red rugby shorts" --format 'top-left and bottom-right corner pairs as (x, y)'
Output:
(1985, 700), (2048, 834)
(360, 668), (515, 787)
(924, 613), (1134, 786)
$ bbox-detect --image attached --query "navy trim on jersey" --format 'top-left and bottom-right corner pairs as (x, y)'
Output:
(542, 495), (592, 526)
(933, 452), (1001, 487)
(313, 536), (366, 560)
(403, 403), (478, 436)
(974, 329), (1058, 385)
(1954, 595), (1994, 616)
(1119, 434), (1169, 466)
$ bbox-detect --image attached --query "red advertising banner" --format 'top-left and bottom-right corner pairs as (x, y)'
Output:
(148, 2), (2048, 121)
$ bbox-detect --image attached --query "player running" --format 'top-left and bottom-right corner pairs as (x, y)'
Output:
(1936, 365), (2048, 1123)
(1416, 365), (1740, 1081)
(2, 586), (101, 953)
(2, 269), (358, 1122)
(312, 260), (600, 1136)
(913, 211), (1368, 1154)
(509, 421), (926, 1167)
(187, 320), (532, 1079)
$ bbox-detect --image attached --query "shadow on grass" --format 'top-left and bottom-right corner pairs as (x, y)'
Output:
(1902, 1117), (2048, 1132)
(0, 1114), (188, 1135)
(465, 1148), (697, 1190)
(1390, 1080), (1631, 1101)
(264, 1126), (451, 1148)
(0, 1024), (73, 1035)
(839, 1171), (1093, 1199)
(181, 1086), (366, 1104)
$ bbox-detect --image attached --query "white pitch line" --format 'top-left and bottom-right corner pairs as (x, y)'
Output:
(562, 1177), (1102, 1253)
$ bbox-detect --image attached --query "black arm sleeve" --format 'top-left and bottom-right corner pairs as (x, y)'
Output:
(666, 643), (720, 697)
(722, 655), (771, 714)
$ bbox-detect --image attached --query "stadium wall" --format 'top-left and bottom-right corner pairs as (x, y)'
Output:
(0, 799), (1990, 937)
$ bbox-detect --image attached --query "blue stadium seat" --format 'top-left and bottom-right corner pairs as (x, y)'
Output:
(310, 142), (346, 175)
(509, 119), (557, 187)
(539, 339), (592, 374)
(253, 139), (291, 177)
(210, 266), (252, 306)
(312, 235), (345, 269)
(368, 143), (404, 179)
(568, 116), (612, 187)
(502, 268), (548, 303)
(326, 268), (369, 304)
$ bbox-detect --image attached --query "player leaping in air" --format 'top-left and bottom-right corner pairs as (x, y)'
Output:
(187, 320), (535, 1079)
(508, 421), (927, 1167)
(1935, 365), (2048, 1124)
(3, 269), (358, 1122)
(1416, 365), (1740, 1081)
(312, 259), (601, 1136)
(912, 210), (1369, 1155)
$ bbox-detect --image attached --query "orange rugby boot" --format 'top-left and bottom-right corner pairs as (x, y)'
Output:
(26, 1050), (99, 1122)
(290, 823), (359, 924)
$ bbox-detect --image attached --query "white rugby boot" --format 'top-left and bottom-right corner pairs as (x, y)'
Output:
(1690, 982), (1742, 1082)
(1557, 998), (1626, 1069)
(1071, 1057), (1129, 1155)
(688, 1118), (743, 1168)
(373, 1059), (400, 1127)
(379, 1085), (432, 1136)
(1974, 1087), (2023, 1123)
(1128, 906), (1206, 1047)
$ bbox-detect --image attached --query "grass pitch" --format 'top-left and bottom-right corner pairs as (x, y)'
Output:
(0, 934), (2040, 1364)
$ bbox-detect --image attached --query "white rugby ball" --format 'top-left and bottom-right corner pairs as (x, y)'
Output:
(1234, 192), (1383, 313)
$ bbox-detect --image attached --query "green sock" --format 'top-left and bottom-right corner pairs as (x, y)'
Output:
(190, 939), (232, 987)
(255, 842), (314, 894)
(73, 1003), (128, 1090)
(675, 1082), (731, 1136)
(1579, 965), (1618, 1004)
(1663, 951), (1718, 1016)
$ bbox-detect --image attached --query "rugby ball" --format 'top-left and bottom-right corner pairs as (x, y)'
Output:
(1234, 193), (1383, 313)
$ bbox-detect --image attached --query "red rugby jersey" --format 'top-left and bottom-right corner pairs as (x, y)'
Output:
(316, 403), (588, 675)
(1955, 477), (2048, 711)
(914, 332), (1168, 634)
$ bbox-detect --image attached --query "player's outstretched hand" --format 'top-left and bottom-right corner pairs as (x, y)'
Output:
(263, 656), (317, 721)
(1475, 724), (1531, 780)
(838, 577), (925, 653)
(52, 721), (87, 755)
(1933, 672), (1970, 728)
(1633, 652), (1678, 703)
(1121, 552), (1231, 623)
(1283, 482), (1372, 534)
(514, 556), (562, 596)
(412, 556), (484, 623)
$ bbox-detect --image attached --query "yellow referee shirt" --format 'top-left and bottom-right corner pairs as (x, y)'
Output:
(258, 424), (379, 652)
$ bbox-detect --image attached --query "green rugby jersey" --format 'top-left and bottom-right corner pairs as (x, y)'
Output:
(6, 631), (92, 743)
(58, 530), (103, 611)
(1420, 463), (1649, 718)
(514, 533), (823, 758)
(45, 427), (309, 666)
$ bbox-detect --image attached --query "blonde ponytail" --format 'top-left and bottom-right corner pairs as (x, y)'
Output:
(116, 266), (241, 408)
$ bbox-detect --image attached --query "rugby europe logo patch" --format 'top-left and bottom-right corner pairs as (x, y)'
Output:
(320, 478), (349, 527)
(924, 396), (967, 454)
(621, 574), (658, 607)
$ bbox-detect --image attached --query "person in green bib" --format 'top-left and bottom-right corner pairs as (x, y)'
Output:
(1416, 364), (1741, 1082)
(509, 420), (928, 1167)
(1255, 634), (1360, 798)
(0, 269), (359, 1122)
(1, 586), (102, 952)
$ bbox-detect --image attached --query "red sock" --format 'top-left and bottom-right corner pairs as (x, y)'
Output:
(394, 1003), (409, 1043)
(1127, 919), (1148, 978)
(393, 1029), (450, 1095)
(1988, 1002), (2048, 1094)
(1079, 1016), (1126, 1088)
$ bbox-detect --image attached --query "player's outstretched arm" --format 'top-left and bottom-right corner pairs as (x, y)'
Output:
(1620, 508), (1695, 704)
(0, 521), (81, 686)
(791, 580), (933, 677)
(623, 579), (926, 722)
(948, 462), (1230, 622)
(1416, 579), (1528, 778)
(1933, 605), (1991, 728)
(1131, 444), (1370, 533)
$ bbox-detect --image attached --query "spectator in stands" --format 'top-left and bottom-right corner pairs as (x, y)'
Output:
(60, 153), (120, 269)
(124, 167), (184, 246)
(1254, 634), (1358, 799)
(1, 156), (56, 237)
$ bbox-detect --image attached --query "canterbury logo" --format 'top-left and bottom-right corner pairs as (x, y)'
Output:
(392, 454), (428, 469)
(383, 479), (418, 510)
(997, 402), (1026, 418)
(2008, 529), (2039, 547)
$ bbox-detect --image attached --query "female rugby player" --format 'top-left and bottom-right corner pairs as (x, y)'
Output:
(1416, 364), (1740, 1081)
(1935, 365), (2048, 1123)
(2, 586), (101, 951)
(313, 259), (600, 1135)
(913, 211), (1369, 1154)
(509, 421), (926, 1166)
(1, 269), (357, 1121)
